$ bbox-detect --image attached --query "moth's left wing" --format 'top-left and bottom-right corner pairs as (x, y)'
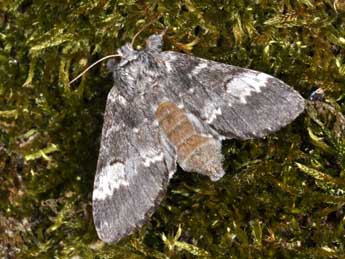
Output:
(93, 88), (175, 243)
(161, 51), (305, 140)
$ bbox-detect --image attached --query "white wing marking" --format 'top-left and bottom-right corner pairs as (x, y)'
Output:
(118, 95), (127, 105)
(93, 162), (128, 201)
(206, 107), (222, 123)
(203, 102), (222, 123)
(227, 71), (271, 104)
(143, 151), (164, 167)
(191, 62), (208, 75)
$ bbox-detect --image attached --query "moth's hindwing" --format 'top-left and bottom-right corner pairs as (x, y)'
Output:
(161, 51), (305, 140)
(155, 102), (224, 181)
(92, 88), (175, 243)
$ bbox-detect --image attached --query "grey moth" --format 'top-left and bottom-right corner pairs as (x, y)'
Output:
(92, 32), (305, 243)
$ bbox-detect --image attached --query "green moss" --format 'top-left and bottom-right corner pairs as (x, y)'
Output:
(1, 0), (345, 258)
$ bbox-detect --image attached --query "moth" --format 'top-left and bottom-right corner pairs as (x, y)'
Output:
(92, 32), (305, 243)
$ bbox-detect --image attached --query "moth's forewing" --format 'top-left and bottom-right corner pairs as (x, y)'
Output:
(161, 51), (305, 140)
(92, 87), (173, 243)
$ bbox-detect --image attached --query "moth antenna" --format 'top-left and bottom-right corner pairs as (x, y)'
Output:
(69, 54), (121, 85)
(160, 27), (168, 37)
(131, 15), (163, 48)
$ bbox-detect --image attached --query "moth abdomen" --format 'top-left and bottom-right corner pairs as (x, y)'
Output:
(155, 102), (225, 181)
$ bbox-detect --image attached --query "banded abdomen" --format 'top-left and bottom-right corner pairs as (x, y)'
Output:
(155, 102), (224, 181)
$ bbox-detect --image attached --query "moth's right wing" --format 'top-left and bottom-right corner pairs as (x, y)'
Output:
(92, 87), (174, 243)
(161, 51), (305, 140)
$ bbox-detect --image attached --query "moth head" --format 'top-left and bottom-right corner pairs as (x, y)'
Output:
(107, 32), (165, 70)
(112, 43), (139, 68)
(69, 31), (165, 85)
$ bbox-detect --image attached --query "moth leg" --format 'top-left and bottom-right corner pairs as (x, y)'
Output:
(155, 102), (225, 181)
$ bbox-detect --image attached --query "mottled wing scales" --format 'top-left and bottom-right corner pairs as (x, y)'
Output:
(92, 88), (174, 243)
(161, 52), (305, 140)
(155, 102), (224, 181)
